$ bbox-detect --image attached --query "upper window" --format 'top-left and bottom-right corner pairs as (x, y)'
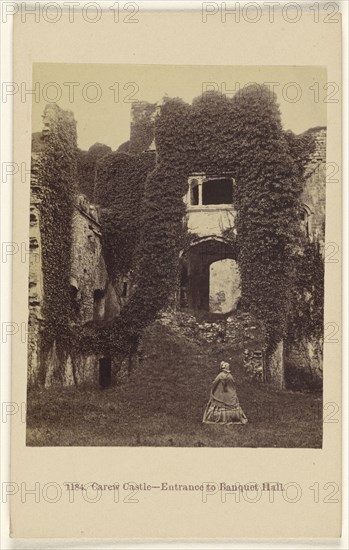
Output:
(202, 178), (232, 205)
(187, 175), (233, 206)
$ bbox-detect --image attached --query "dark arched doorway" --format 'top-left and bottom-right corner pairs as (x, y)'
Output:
(180, 237), (240, 313)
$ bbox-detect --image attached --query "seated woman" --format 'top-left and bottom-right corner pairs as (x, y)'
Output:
(203, 361), (248, 425)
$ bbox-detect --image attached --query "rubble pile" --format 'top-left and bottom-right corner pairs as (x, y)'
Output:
(159, 310), (265, 350)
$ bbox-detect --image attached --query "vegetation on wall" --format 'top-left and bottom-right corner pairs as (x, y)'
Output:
(148, 89), (318, 381)
(80, 99), (192, 356)
(230, 86), (315, 377)
(77, 143), (112, 201)
(95, 151), (156, 280)
(90, 90), (320, 375)
(284, 238), (324, 389)
(36, 104), (78, 355)
(35, 92), (322, 390)
(120, 98), (191, 330)
(287, 240), (324, 345)
(129, 101), (157, 154)
(186, 92), (237, 174)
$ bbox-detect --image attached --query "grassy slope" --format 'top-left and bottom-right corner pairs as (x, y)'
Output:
(26, 322), (322, 447)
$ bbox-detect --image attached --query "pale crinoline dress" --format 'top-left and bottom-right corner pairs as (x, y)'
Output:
(203, 370), (248, 425)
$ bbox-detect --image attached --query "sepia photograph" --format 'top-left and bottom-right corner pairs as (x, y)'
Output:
(5, 3), (344, 541)
(25, 64), (327, 448)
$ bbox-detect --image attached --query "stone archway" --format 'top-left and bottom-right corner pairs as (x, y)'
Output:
(180, 237), (240, 313)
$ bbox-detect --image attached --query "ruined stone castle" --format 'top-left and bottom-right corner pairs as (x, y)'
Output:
(180, 126), (326, 315)
(28, 101), (326, 388)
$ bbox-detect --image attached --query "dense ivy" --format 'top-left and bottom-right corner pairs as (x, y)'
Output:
(92, 89), (319, 368)
(35, 104), (78, 352)
(101, 99), (191, 351)
(129, 101), (157, 154)
(95, 151), (156, 279)
(76, 99), (191, 356)
(229, 86), (310, 363)
(127, 103), (190, 307)
(77, 143), (112, 201)
(153, 89), (317, 366)
(38, 92), (322, 383)
(287, 240), (324, 345)
(186, 92), (237, 174)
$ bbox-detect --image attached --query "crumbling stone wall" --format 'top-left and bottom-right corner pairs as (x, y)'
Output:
(284, 127), (326, 386)
(243, 350), (264, 381)
(301, 128), (326, 249)
(28, 153), (45, 385)
(70, 194), (109, 324)
(28, 169), (114, 386)
(28, 105), (117, 388)
(28, 100), (326, 391)
(160, 309), (265, 349)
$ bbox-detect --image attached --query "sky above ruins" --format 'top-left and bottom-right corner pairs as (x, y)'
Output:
(32, 64), (327, 151)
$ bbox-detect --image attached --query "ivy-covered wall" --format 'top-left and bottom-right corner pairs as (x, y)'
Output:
(28, 151), (45, 386)
(138, 89), (317, 388)
(230, 87), (315, 387)
(29, 92), (324, 391)
(301, 127), (326, 247)
(95, 91), (320, 389)
(77, 143), (112, 201)
(28, 104), (78, 384)
(129, 101), (157, 154)
(95, 151), (156, 282)
(77, 99), (192, 358)
(37, 104), (78, 349)
(28, 105), (114, 387)
(120, 98), (191, 329)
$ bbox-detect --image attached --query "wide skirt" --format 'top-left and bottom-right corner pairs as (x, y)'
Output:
(203, 399), (248, 425)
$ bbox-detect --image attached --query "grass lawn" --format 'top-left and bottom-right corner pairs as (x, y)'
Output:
(26, 323), (323, 448)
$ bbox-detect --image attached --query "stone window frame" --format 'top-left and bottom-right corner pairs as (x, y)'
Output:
(186, 173), (235, 208)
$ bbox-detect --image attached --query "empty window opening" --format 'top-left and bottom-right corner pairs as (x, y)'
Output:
(93, 289), (105, 321)
(202, 178), (232, 205)
(70, 285), (79, 317)
(29, 238), (39, 250)
(300, 208), (310, 238)
(99, 357), (111, 388)
(122, 281), (128, 298)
